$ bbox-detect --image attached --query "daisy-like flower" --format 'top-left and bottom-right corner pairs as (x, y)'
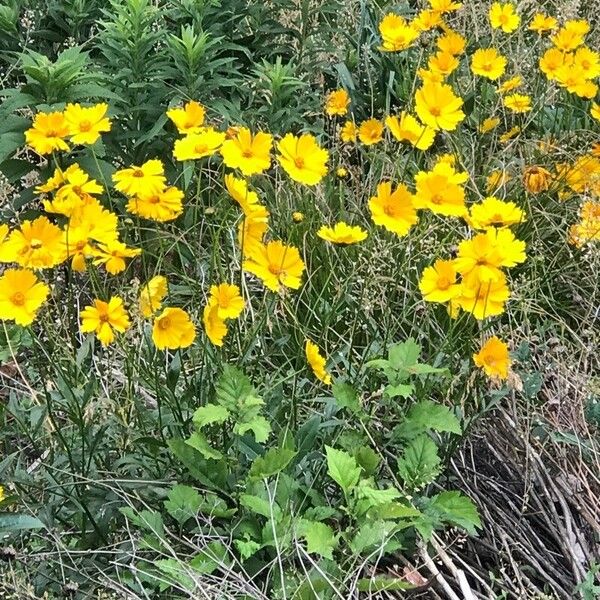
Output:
(369, 181), (418, 237)
(471, 48), (507, 80)
(64, 103), (111, 145)
(386, 113), (436, 150)
(436, 30), (466, 55)
(529, 13), (557, 34)
(473, 336), (511, 379)
(92, 240), (141, 275)
(428, 0), (462, 14)
(277, 133), (329, 186)
(139, 275), (168, 318)
(415, 82), (465, 131)
(68, 199), (119, 245)
(173, 128), (226, 161)
(551, 20), (589, 52)
(0, 268), (50, 326)
(80, 297), (130, 346)
(243, 240), (305, 292)
(44, 167), (104, 217)
(203, 303), (228, 347)
(498, 75), (522, 94)
(340, 121), (358, 143)
(414, 160), (469, 217)
(220, 127), (272, 175)
(127, 186), (184, 222)
(522, 166), (552, 193)
(208, 283), (245, 320)
(112, 159), (166, 197)
(152, 307), (196, 350)
(503, 93), (532, 113)
(238, 214), (269, 257)
(455, 274), (511, 320)
(489, 2), (520, 33)
(428, 51), (460, 78)
(478, 117), (500, 133)
(25, 111), (70, 155)
(317, 222), (368, 245)
(325, 89), (350, 116)
(305, 340), (332, 385)
(35, 164), (79, 194)
(591, 102), (600, 122)
(378, 13), (420, 52)
(419, 259), (461, 303)
(224, 174), (268, 219)
(62, 226), (95, 272)
(574, 47), (600, 80)
(358, 118), (384, 145)
(467, 197), (525, 230)
(166, 100), (206, 134)
(539, 48), (572, 81)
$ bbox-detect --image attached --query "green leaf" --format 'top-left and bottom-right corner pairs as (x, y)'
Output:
(234, 537), (261, 560)
(406, 400), (461, 434)
(299, 520), (337, 560)
(0, 513), (44, 532)
(355, 446), (381, 476)
(215, 364), (255, 409)
(120, 508), (164, 538)
(154, 559), (195, 591)
(240, 494), (281, 520)
(397, 434), (441, 490)
(325, 446), (361, 495)
(167, 438), (221, 490)
(369, 502), (422, 520)
(388, 338), (421, 369)
(429, 491), (481, 535)
(185, 432), (223, 460)
(349, 520), (398, 554)
(163, 485), (202, 524)
(357, 576), (414, 592)
(189, 541), (230, 574)
(332, 381), (360, 413)
(385, 383), (414, 398)
(235, 415), (271, 443)
(192, 403), (230, 428)
(248, 447), (296, 480)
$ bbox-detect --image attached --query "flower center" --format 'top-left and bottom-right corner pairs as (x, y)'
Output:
(133, 169), (144, 178)
(242, 150), (253, 158)
(147, 195), (160, 204)
(30, 238), (43, 249)
(431, 194), (443, 205)
(268, 264), (283, 275)
(75, 241), (86, 251)
(294, 157), (305, 169)
(429, 106), (441, 117)
(99, 313), (110, 323)
(437, 277), (450, 290)
(158, 317), (171, 330)
(79, 120), (92, 132)
(11, 292), (25, 306)
(194, 144), (208, 154)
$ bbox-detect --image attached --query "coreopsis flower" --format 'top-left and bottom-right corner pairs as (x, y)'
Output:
(414, 161), (468, 217)
(414, 82), (465, 131)
(80, 297), (130, 346)
(62, 227), (95, 272)
(68, 199), (119, 244)
(64, 103), (111, 145)
(368, 181), (418, 237)
(203, 303), (227, 346)
(551, 20), (589, 51)
(592, 103), (600, 122)
(467, 197), (525, 230)
(499, 126), (521, 143)
(224, 173), (264, 217)
(277, 133), (328, 186)
(455, 274), (510, 319)
(112, 159), (166, 197)
(498, 75), (522, 94)
(569, 200), (600, 247)
(436, 30), (466, 55)
(325, 89), (350, 116)
(555, 64), (597, 99)
(292, 211), (304, 223)
(173, 128), (226, 161)
(336, 167), (348, 178)
(471, 48), (507, 80)
(419, 259), (461, 303)
(539, 48), (572, 80)
(220, 127), (272, 175)
(305, 341), (332, 385)
(429, 0), (462, 13)
(152, 307), (196, 350)
(489, 2), (520, 33)
(25, 111), (69, 154)
(92, 240), (141, 275)
(478, 117), (500, 133)
(378, 13), (420, 52)
(208, 283), (245, 320)
(503, 93), (532, 113)
(243, 240), (305, 292)
(486, 169), (510, 193)
(473, 336), (511, 379)
(317, 222), (368, 245)
(238, 214), (269, 257)
(0, 217), (64, 269)
(127, 186), (184, 222)
(0, 269), (50, 326)
(166, 100), (206, 134)
(574, 47), (600, 80)
(428, 51), (460, 78)
(35, 164), (78, 194)
(340, 121), (358, 143)
(44, 167), (103, 217)
(529, 13), (557, 34)
(413, 9), (443, 32)
(522, 165), (552, 194)
(358, 118), (384, 145)
(0, 224), (8, 247)
(417, 67), (445, 85)
(139, 275), (168, 318)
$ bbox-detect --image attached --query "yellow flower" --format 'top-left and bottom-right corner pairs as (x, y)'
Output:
(0, 269), (50, 326)
(208, 283), (245, 320)
(243, 240), (305, 292)
(238, 214), (269, 257)
(436, 30), (466, 55)
(336, 167), (348, 178)
(203, 303), (228, 347)
(152, 307), (196, 350)
(471, 48), (507, 80)
(428, 51), (460, 77)
(80, 297), (130, 346)
(358, 118), (384, 145)
(467, 197), (525, 230)
(428, 0), (462, 13)
(166, 100), (206, 134)
(92, 240), (141, 275)
(489, 2), (520, 33)
(473, 336), (511, 379)
(25, 111), (69, 154)
(127, 186), (184, 222)
(386, 112), (436, 150)
(62, 226), (95, 272)
(522, 165), (552, 194)
(378, 13), (420, 52)
(592, 102), (600, 122)
(44, 166), (103, 217)
(574, 47), (600, 80)
(551, 20), (589, 52)
(414, 161), (468, 217)
(112, 159), (166, 197)
(417, 67), (445, 85)
(340, 121), (358, 143)
(139, 275), (168, 318)
(305, 340), (332, 385)
(478, 117), (500, 133)
(317, 222), (368, 245)
(0, 217), (64, 269)
(414, 82), (465, 131)
(325, 89), (350, 116)
(220, 127), (272, 175)
(539, 48), (572, 81)
(292, 211), (304, 223)
(277, 133), (329, 186)
(68, 199), (119, 245)
(224, 174), (268, 219)
(455, 274), (510, 320)
(0, 485), (4, 502)
(64, 103), (111, 145)
(173, 128), (226, 161)
(419, 259), (461, 303)
(413, 9), (443, 32)
(35, 164), (76, 194)
(499, 126), (521, 143)
(368, 181), (418, 237)
(498, 75), (522, 94)
(503, 93), (531, 113)
(529, 13), (557, 34)
(486, 169), (510, 192)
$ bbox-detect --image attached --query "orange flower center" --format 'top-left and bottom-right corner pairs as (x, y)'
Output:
(147, 195), (160, 204)
(194, 144), (208, 154)
(242, 150), (253, 158)
(99, 313), (110, 323)
(11, 292), (25, 306)
(158, 317), (171, 330)
(437, 277), (450, 290)
(383, 205), (396, 217)
(268, 264), (283, 275)
(75, 241), (86, 251)
(30, 238), (43, 250)
(429, 106), (442, 117)
(431, 194), (443, 205)
(133, 169), (144, 178)
(294, 157), (305, 169)
(73, 185), (83, 196)
(79, 120), (92, 132)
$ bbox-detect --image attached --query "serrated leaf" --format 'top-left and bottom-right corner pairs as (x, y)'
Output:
(240, 494), (281, 520)
(189, 541), (229, 574)
(397, 434), (441, 490)
(234, 537), (261, 560)
(332, 381), (360, 413)
(406, 400), (461, 435)
(192, 404), (230, 428)
(355, 446), (380, 476)
(248, 447), (296, 480)
(429, 491), (481, 535)
(325, 446), (361, 495)
(163, 485), (202, 524)
(299, 520), (337, 560)
(185, 432), (223, 460)
(385, 383), (414, 398)
(235, 415), (271, 443)
(369, 502), (422, 521)
(349, 520), (397, 554)
(215, 364), (255, 409)
(388, 338), (421, 369)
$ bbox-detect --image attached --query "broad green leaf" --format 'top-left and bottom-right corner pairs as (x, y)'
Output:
(406, 400), (461, 434)
(167, 439), (221, 490)
(154, 559), (195, 591)
(397, 434), (441, 490)
(388, 338), (421, 369)
(248, 447), (296, 480)
(385, 383), (414, 398)
(355, 446), (381, 476)
(215, 364), (255, 409)
(357, 576), (414, 592)
(240, 494), (281, 520)
(192, 404), (230, 428)
(349, 520), (397, 554)
(0, 513), (44, 532)
(299, 520), (337, 560)
(189, 541), (230, 574)
(429, 491), (481, 535)
(234, 537), (261, 560)
(405, 363), (448, 377)
(185, 432), (223, 460)
(235, 415), (271, 443)
(370, 502), (422, 520)
(325, 446), (361, 495)
(120, 508), (164, 538)
(163, 485), (202, 524)
(357, 484), (401, 506)
(332, 381), (360, 413)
